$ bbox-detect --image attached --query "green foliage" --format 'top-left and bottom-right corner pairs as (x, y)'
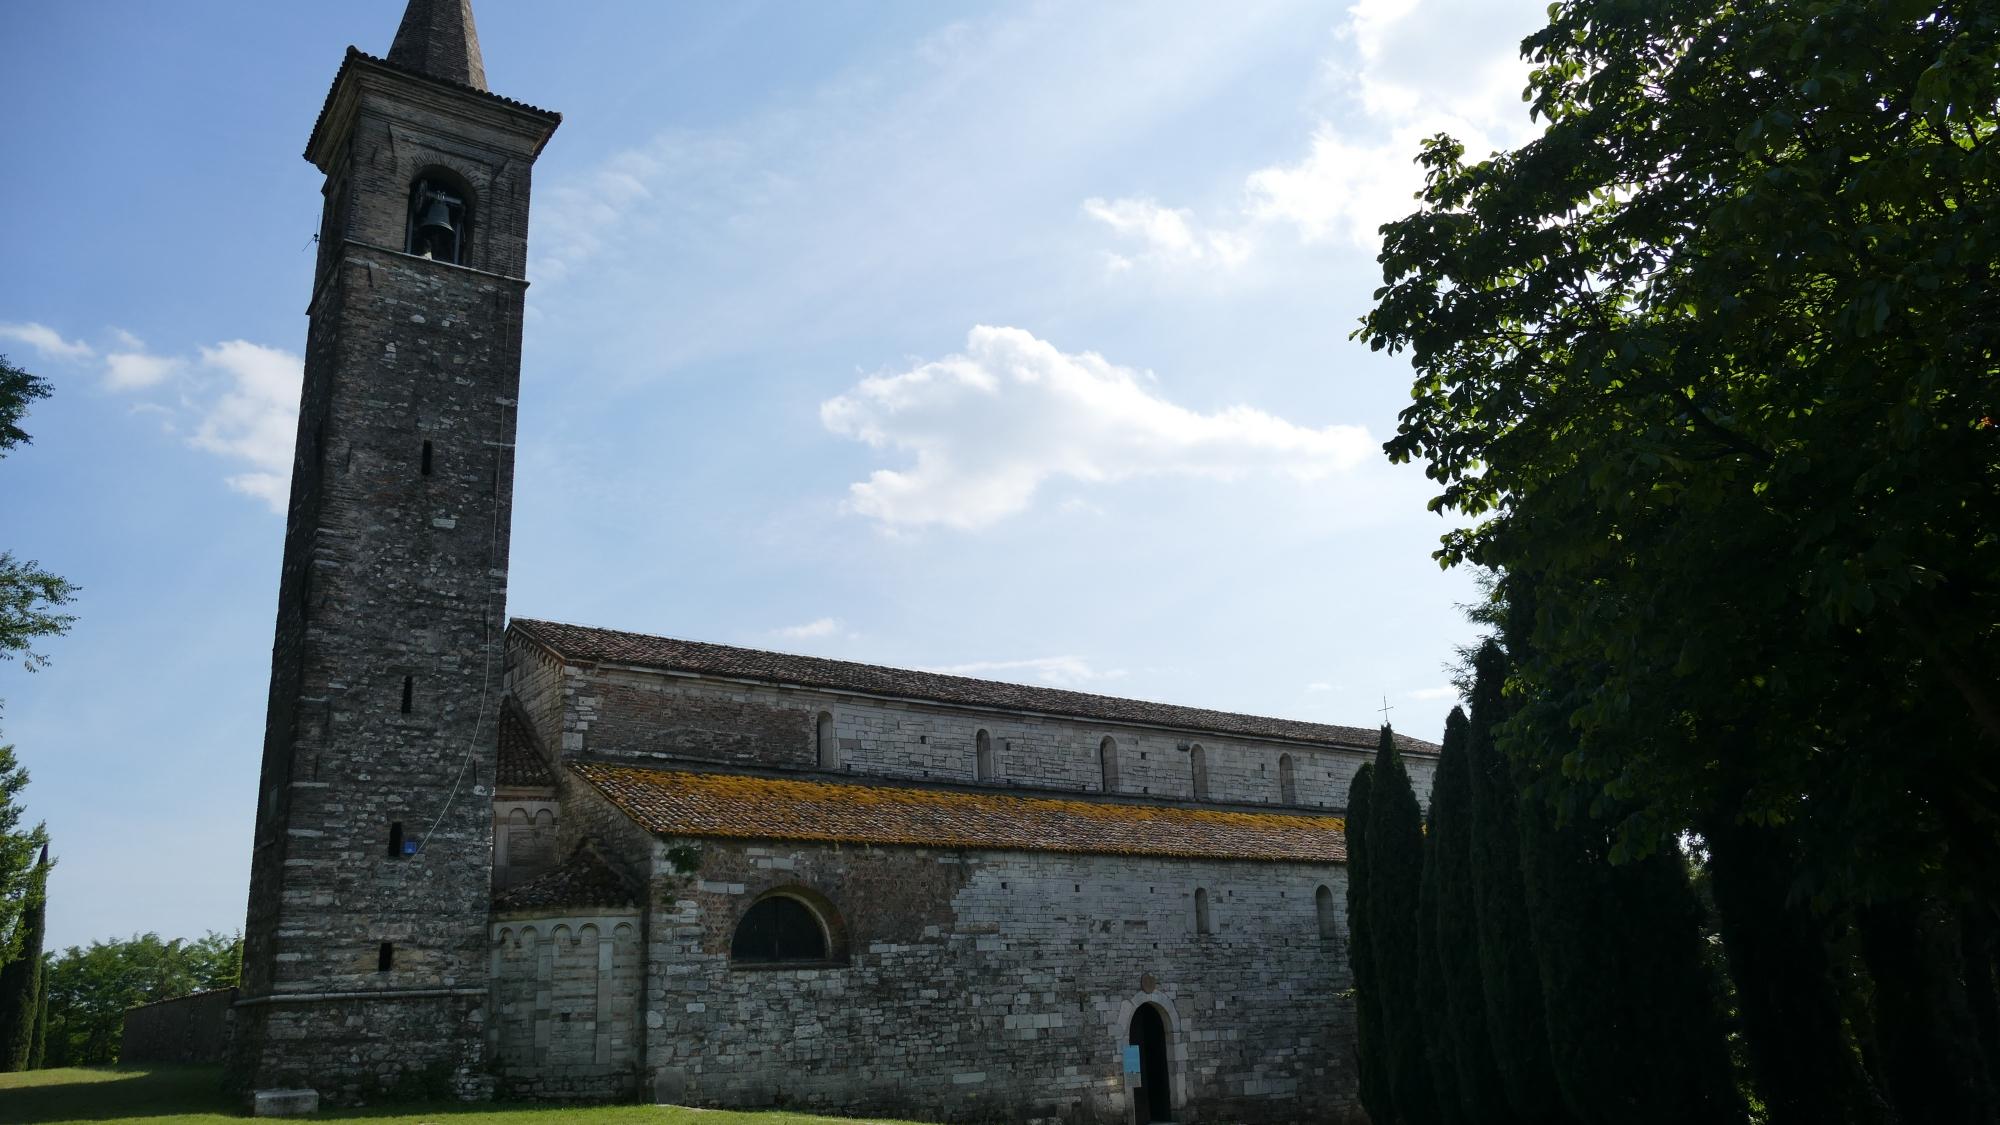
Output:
(1414, 789), (1461, 1125)
(40, 933), (243, 1067)
(0, 355), (76, 673)
(1345, 762), (1393, 1124)
(1361, 0), (2000, 908)
(0, 354), (51, 457)
(1427, 708), (1512, 1120)
(1366, 726), (1440, 1124)
(0, 846), (48, 1070)
(1855, 898), (1999, 1124)
(0, 738), (47, 965)
(1464, 643), (1571, 1122)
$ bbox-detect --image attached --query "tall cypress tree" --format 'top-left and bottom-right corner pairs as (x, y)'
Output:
(1417, 795), (1464, 1124)
(1368, 725), (1441, 1124)
(0, 843), (47, 1071)
(1465, 641), (1571, 1123)
(1430, 707), (1512, 1120)
(1347, 763), (1395, 1123)
(1856, 897), (1999, 1125)
(26, 976), (46, 1070)
(1514, 770), (1743, 1123)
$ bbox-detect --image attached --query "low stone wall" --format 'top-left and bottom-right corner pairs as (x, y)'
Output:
(123, 987), (237, 1064)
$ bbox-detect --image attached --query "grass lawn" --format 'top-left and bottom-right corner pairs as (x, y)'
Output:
(0, 1067), (936, 1125)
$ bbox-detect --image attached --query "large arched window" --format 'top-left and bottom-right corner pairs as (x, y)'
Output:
(975, 729), (995, 781)
(1279, 754), (1297, 804)
(1316, 884), (1339, 941)
(1190, 745), (1209, 800)
(405, 171), (473, 265)
(730, 894), (831, 964)
(815, 711), (837, 769)
(1099, 736), (1120, 793)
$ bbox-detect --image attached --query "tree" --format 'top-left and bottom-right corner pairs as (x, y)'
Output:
(0, 355), (76, 672)
(1415, 785), (1463, 1125)
(0, 843), (47, 1070)
(0, 738), (46, 968)
(40, 932), (241, 1067)
(1367, 726), (1441, 1124)
(1464, 642), (1571, 1123)
(1429, 707), (1512, 1120)
(1345, 762), (1394, 1123)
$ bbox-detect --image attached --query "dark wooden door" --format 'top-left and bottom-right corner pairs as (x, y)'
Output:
(1129, 1004), (1172, 1123)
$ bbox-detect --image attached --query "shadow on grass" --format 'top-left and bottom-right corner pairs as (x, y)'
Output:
(0, 1066), (237, 1122)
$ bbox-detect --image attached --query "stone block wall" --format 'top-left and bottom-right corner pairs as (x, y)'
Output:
(494, 800), (560, 889)
(489, 912), (645, 1099)
(641, 839), (1357, 1124)
(122, 988), (238, 1064)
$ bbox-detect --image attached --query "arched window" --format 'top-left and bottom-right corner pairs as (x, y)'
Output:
(1316, 884), (1338, 941)
(730, 895), (830, 964)
(1099, 736), (1120, 793)
(815, 711), (837, 769)
(1190, 745), (1209, 800)
(406, 171), (472, 264)
(975, 729), (994, 781)
(1279, 754), (1297, 804)
(1195, 887), (1212, 935)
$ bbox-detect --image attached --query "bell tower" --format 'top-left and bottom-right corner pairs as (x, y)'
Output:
(232, 0), (558, 1104)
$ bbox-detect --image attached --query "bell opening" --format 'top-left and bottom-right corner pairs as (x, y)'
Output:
(406, 176), (470, 265)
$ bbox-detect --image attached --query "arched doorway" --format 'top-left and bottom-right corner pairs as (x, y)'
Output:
(1127, 1003), (1172, 1123)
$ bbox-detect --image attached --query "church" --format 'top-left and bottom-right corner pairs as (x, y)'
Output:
(230, 4), (1439, 1122)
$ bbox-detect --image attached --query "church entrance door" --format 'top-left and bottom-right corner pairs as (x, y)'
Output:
(1127, 1003), (1172, 1124)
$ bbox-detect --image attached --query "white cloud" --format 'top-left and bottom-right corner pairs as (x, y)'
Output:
(932, 655), (1123, 689)
(820, 326), (1372, 529)
(1408, 685), (1459, 701)
(186, 341), (302, 514)
(1305, 682), (1333, 693)
(776, 617), (841, 640)
(104, 348), (182, 391)
(0, 322), (95, 362)
(1082, 197), (1251, 270)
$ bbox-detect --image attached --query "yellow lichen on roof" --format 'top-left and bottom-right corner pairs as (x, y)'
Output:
(572, 762), (1347, 864)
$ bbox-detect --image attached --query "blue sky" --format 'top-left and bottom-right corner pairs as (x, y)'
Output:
(0, 0), (1549, 950)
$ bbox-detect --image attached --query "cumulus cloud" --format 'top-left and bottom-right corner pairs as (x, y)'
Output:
(820, 326), (1372, 530)
(776, 617), (841, 640)
(104, 348), (183, 391)
(187, 341), (302, 513)
(0, 322), (95, 362)
(1082, 197), (1250, 271)
(932, 655), (1124, 689)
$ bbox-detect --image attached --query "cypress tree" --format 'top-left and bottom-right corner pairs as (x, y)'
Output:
(1368, 725), (1441, 1124)
(1514, 770), (1742, 1123)
(27, 976), (46, 1070)
(1417, 795), (1463, 1124)
(1347, 762), (1395, 1123)
(1965, 905), (2000, 1099)
(1464, 641), (1570, 1122)
(1855, 897), (1999, 1125)
(0, 843), (47, 1071)
(1430, 707), (1512, 1120)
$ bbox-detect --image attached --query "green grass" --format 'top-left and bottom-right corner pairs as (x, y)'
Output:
(0, 1067), (935, 1125)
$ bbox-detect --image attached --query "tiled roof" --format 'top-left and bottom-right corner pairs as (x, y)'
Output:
(495, 700), (555, 789)
(573, 763), (1348, 864)
(492, 841), (639, 913)
(512, 618), (1438, 756)
(306, 47), (561, 165)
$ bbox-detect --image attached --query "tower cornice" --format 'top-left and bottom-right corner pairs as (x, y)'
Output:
(305, 47), (560, 172)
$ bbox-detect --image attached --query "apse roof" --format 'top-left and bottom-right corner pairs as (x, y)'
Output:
(511, 618), (1439, 756)
(573, 763), (1350, 864)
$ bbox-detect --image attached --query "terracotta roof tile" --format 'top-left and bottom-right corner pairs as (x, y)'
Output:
(513, 618), (1438, 756)
(495, 699), (555, 789)
(492, 841), (639, 913)
(574, 763), (1348, 864)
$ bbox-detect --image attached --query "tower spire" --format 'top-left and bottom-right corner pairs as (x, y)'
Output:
(387, 0), (487, 91)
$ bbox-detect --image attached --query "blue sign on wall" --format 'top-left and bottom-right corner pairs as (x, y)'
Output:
(1123, 1045), (1142, 1075)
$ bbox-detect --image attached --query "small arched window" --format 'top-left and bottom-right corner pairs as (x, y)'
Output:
(1190, 745), (1209, 800)
(815, 711), (837, 769)
(1099, 736), (1120, 793)
(975, 729), (994, 781)
(406, 172), (472, 264)
(730, 895), (830, 964)
(1195, 887), (1212, 935)
(1317, 884), (1338, 940)
(1279, 754), (1297, 804)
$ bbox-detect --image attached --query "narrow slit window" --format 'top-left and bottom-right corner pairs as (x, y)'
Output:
(377, 942), (394, 972)
(975, 729), (994, 781)
(420, 440), (434, 476)
(1195, 887), (1212, 935)
(387, 821), (404, 858)
(401, 676), (414, 714)
(1279, 753), (1297, 804)
(815, 711), (837, 769)
(1317, 884), (1339, 940)
(1099, 736), (1119, 793)
(1190, 744), (1209, 800)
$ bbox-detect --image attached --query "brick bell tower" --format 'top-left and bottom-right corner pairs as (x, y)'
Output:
(232, 0), (558, 1104)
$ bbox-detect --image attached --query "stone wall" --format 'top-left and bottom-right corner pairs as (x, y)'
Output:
(123, 988), (238, 1064)
(641, 838), (1359, 1124)
(513, 642), (1436, 812)
(494, 800), (560, 889)
(489, 912), (645, 1099)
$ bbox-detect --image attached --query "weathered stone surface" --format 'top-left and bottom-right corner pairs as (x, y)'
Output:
(252, 1089), (321, 1117)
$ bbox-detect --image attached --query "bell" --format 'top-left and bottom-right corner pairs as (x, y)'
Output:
(415, 196), (457, 255)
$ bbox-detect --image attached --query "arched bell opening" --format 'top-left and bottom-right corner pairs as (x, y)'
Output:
(406, 169), (474, 264)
